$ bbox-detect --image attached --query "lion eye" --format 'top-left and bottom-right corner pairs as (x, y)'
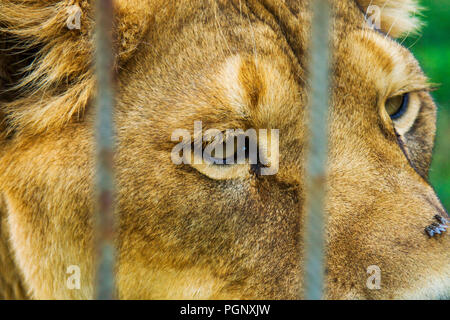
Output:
(209, 137), (238, 164)
(385, 93), (410, 120)
(204, 135), (250, 165)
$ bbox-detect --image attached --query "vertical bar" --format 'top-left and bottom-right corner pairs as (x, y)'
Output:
(303, 0), (332, 300)
(95, 0), (116, 300)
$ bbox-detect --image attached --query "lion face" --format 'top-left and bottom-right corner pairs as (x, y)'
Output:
(0, 0), (448, 299)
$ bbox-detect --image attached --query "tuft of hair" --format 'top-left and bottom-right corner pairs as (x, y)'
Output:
(0, 0), (155, 137)
(357, 0), (423, 38)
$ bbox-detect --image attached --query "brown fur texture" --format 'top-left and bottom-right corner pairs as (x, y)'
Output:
(0, 0), (448, 299)
(0, 195), (28, 299)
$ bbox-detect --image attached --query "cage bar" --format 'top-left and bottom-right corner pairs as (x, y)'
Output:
(302, 0), (332, 300)
(94, 0), (116, 300)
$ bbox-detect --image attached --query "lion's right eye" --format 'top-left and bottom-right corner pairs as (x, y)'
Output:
(384, 92), (423, 137)
(385, 93), (410, 120)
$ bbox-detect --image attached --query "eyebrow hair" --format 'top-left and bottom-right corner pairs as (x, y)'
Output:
(354, 0), (365, 15)
(354, 0), (366, 15)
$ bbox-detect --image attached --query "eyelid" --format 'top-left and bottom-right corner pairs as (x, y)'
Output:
(390, 93), (409, 120)
(390, 92), (422, 136)
(203, 153), (236, 165)
(390, 84), (434, 97)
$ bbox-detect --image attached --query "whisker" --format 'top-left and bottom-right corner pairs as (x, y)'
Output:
(244, 5), (258, 64)
(407, 33), (422, 50)
(212, 0), (232, 57)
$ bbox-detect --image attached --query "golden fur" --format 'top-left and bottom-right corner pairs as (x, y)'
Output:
(0, 0), (448, 299)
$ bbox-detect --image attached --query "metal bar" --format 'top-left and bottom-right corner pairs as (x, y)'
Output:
(303, 0), (332, 300)
(94, 0), (116, 300)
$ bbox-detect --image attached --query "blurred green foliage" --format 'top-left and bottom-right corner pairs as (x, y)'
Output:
(405, 0), (450, 209)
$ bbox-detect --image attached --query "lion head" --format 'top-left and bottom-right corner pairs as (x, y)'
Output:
(0, 0), (448, 299)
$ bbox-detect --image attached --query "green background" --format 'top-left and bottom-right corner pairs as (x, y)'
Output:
(406, 0), (450, 210)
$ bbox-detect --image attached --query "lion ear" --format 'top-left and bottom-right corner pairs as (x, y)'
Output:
(356, 0), (423, 38)
(0, 0), (156, 136)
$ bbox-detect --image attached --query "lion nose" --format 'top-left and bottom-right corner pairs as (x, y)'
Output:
(425, 215), (449, 238)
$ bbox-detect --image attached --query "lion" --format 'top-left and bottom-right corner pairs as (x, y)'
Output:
(0, 0), (448, 300)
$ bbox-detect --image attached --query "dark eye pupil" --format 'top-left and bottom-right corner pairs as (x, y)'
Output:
(387, 93), (410, 120)
(207, 136), (255, 165)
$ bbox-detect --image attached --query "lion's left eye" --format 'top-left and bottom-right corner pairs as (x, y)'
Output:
(204, 135), (250, 165)
(385, 93), (410, 120)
